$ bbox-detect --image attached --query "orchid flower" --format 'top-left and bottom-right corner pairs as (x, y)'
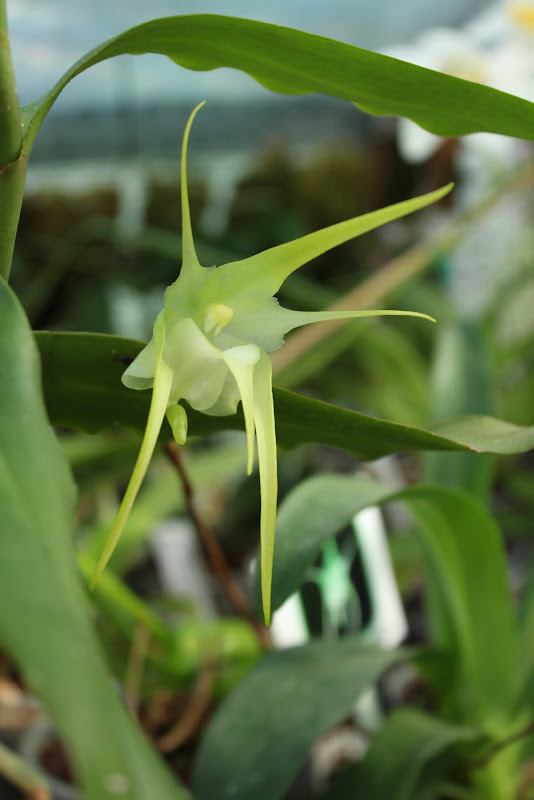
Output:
(387, 2), (534, 165)
(91, 102), (451, 624)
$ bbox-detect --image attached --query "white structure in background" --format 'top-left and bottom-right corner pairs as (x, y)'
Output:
(355, 506), (408, 649)
(150, 517), (217, 617)
(352, 506), (408, 733)
(199, 152), (256, 239)
(270, 479), (407, 654)
(385, 0), (534, 320)
(387, 0), (534, 165)
(388, 27), (491, 164)
(269, 593), (310, 649)
(270, 484), (408, 787)
(108, 282), (165, 341)
(24, 159), (152, 241)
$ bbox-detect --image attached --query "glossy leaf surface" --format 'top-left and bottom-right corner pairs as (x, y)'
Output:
(192, 638), (395, 800)
(21, 16), (534, 150)
(36, 331), (534, 460)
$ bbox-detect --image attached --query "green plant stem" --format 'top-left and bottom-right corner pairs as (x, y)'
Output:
(0, 0), (25, 282)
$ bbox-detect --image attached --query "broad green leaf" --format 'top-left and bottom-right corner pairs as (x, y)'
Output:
(191, 638), (395, 800)
(35, 331), (534, 460)
(261, 475), (519, 730)
(36, 331), (534, 460)
(21, 16), (534, 152)
(0, 280), (189, 800)
(320, 708), (478, 800)
(424, 321), (496, 501)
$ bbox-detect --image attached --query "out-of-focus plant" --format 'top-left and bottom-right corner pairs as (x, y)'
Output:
(3, 4), (534, 800)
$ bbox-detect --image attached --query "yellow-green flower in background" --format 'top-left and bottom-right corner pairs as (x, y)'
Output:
(91, 102), (451, 625)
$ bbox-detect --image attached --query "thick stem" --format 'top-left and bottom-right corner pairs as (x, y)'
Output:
(0, 0), (25, 282)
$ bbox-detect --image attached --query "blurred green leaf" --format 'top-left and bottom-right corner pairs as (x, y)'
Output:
(321, 708), (478, 800)
(517, 564), (534, 710)
(191, 638), (395, 800)
(424, 321), (496, 502)
(407, 487), (519, 730)
(36, 331), (534, 460)
(0, 280), (189, 800)
(264, 474), (388, 612)
(22, 16), (534, 151)
(81, 439), (246, 575)
(351, 320), (430, 426)
(262, 475), (519, 729)
(79, 553), (262, 695)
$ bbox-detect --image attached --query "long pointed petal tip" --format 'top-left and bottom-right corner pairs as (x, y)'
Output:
(263, 600), (271, 628)
(183, 101), (206, 147)
(180, 101), (207, 269)
(361, 310), (436, 323)
(408, 311), (436, 323)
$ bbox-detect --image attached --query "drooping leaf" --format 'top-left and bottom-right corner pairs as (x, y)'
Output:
(320, 708), (479, 800)
(260, 475), (519, 729)
(0, 280), (189, 800)
(21, 16), (534, 152)
(191, 638), (396, 800)
(36, 331), (534, 460)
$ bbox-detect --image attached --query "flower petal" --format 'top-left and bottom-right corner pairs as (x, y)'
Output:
(201, 371), (242, 417)
(164, 317), (228, 409)
(122, 327), (159, 391)
(221, 344), (261, 474)
(180, 102), (204, 278)
(164, 101), (211, 314)
(216, 183), (453, 311)
(227, 299), (435, 353)
(91, 314), (173, 587)
(263, 307), (436, 339)
(252, 351), (278, 626)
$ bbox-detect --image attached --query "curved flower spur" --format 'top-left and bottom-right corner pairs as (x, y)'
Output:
(91, 102), (452, 625)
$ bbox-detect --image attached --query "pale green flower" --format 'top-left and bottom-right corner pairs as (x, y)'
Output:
(92, 102), (451, 625)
